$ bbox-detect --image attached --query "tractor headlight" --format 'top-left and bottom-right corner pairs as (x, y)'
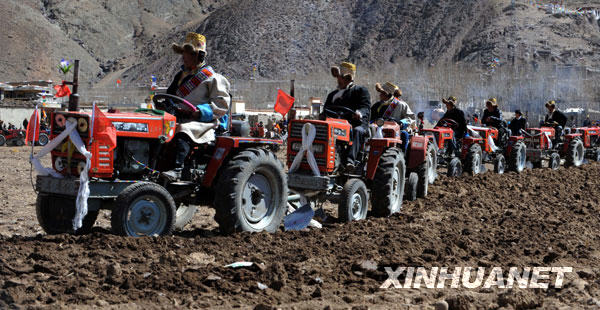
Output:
(54, 157), (65, 171)
(291, 142), (302, 152)
(77, 118), (88, 133)
(376, 119), (385, 127)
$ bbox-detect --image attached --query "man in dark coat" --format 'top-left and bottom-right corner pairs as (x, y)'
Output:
(437, 96), (467, 156)
(509, 110), (527, 136)
(322, 62), (370, 169)
(544, 100), (567, 140)
(438, 96), (467, 138)
(482, 98), (504, 129)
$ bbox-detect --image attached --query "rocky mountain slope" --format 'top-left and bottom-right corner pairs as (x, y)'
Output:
(1, 0), (600, 88)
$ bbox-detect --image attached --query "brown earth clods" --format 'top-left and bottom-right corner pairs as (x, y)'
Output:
(0, 146), (600, 309)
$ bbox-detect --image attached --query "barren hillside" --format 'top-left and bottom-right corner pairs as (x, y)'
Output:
(1, 0), (600, 88)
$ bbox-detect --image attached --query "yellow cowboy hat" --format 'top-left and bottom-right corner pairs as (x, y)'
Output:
(331, 62), (356, 80)
(375, 82), (402, 97)
(172, 32), (207, 54)
(442, 96), (457, 105)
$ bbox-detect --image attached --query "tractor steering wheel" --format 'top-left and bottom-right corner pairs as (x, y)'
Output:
(324, 105), (356, 119)
(436, 118), (458, 129)
(153, 94), (198, 117)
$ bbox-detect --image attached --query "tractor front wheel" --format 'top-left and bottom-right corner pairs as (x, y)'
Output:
(549, 153), (560, 170)
(417, 151), (431, 198)
(0, 135), (5, 146)
(36, 194), (98, 235)
(427, 141), (438, 184)
(15, 138), (24, 146)
(371, 148), (406, 217)
(565, 139), (584, 167)
(405, 172), (418, 201)
(447, 157), (463, 177)
(37, 133), (49, 146)
(494, 154), (506, 174)
(508, 141), (527, 173)
(214, 149), (287, 234)
(111, 182), (176, 237)
(338, 178), (369, 222)
(465, 144), (482, 175)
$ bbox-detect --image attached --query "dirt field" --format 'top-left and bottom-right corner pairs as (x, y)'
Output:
(1, 146), (600, 309)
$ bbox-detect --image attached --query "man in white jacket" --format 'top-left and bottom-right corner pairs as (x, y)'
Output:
(163, 32), (231, 180)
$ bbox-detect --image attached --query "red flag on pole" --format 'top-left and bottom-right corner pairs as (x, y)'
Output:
(92, 105), (117, 150)
(25, 108), (40, 145)
(54, 83), (71, 98)
(274, 89), (295, 116)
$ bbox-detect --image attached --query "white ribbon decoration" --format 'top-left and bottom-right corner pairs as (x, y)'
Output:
(30, 119), (92, 230)
(289, 123), (320, 176)
(543, 131), (553, 149)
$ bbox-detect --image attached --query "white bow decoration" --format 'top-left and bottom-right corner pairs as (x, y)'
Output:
(288, 123), (320, 176)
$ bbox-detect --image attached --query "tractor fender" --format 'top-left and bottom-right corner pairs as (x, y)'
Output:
(365, 139), (401, 180)
(505, 136), (524, 156)
(407, 135), (427, 170)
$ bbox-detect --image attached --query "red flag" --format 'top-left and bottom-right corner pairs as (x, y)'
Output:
(274, 89), (295, 116)
(25, 108), (40, 144)
(92, 105), (116, 150)
(54, 83), (71, 98)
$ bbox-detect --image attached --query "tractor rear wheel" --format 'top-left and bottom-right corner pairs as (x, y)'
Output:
(595, 149), (600, 162)
(111, 182), (176, 237)
(338, 178), (369, 222)
(214, 148), (287, 234)
(36, 194), (98, 235)
(427, 141), (438, 184)
(37, 133), (49, 146)
(565, 139), (584, 167)
(0, 135), (5, 146)
(15, 138), (24, 146)
(417, 151), (431, 198)
(548, 153), (560, 170)
(405, 172), (418, 201)
(371, 148), (406, 217)
(465, 144), (483, 175)
(508, 141), (527, 173)
(447, 157), (463, 177)
(493, 154), (506, 174)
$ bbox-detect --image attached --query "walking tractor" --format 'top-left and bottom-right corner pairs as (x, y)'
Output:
(285, 106), (429, 224)
(33, 93), (288, 236)
(523, 126), (585, 169)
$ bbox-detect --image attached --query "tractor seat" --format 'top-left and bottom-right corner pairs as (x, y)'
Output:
(229, 120), (251, 137)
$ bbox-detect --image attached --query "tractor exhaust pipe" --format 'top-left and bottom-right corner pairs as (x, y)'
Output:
(68, 59), (80, 112)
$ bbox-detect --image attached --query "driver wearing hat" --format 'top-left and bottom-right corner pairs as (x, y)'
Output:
(322, 62), (371, 170)
(163, 32), (231, 180)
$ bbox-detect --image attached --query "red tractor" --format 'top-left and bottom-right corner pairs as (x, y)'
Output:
(422, 119), (527, 176)
(461, 125), (527, 175)
(286, 106), (430, 222)
(523, 126), (585, 169)
(573, 126), (600, 161)
(420, 124), (459, 176)
(0, 129), (26, 146)
(34, 94), (288, 236)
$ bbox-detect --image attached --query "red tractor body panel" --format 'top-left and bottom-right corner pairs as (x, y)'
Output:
(407, 135), (427, 169)
(287, 119), (352, 174)
(365, 137), (402, 180)
(50, 110), (177, 178)
(460, 137), (485, 158)
(421, 127), (454, 150)
(524, 127), (555, 150)
(467, 126), (499, 153)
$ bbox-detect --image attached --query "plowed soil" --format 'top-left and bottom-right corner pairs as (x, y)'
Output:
(1, 146), (599, 309)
